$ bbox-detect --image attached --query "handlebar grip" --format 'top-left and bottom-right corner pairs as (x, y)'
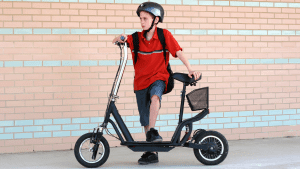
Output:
(120, 36), (125, 41)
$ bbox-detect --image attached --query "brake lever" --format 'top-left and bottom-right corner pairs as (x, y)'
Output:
(190, 81), (197, 86)
(190, 75), (197, 86)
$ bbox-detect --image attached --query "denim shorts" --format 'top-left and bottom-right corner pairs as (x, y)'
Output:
(134, 80), (166, 126)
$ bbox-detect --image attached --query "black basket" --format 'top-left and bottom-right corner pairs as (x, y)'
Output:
(186, 87), (209, 111)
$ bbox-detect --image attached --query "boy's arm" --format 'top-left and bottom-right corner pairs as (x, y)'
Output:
(176, 50), (192, 72)
(176, 50), (202, 80)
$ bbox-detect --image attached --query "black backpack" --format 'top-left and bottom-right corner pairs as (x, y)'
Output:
(132, 27), (174, 95)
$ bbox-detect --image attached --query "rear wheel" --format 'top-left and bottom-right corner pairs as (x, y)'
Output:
(193, 131), (228, 165)
(74, 133), (110, 168)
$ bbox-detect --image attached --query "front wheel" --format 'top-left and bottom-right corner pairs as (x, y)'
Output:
(193, 131), (229, 165)
(74, 133), (110, 168)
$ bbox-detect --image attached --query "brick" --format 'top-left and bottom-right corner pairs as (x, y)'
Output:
(5, 139), (24, 146)
(183, 11), (198, 17)
(5, 87), (24, 94)
(207, 6), (222, 12)
(24, 138), (43, 145)
(6, 114), (24, 120)
(191, 6), (206, 11)
(175, 5), (190, 11)
(245, 13), (259, 18)
(53, 106), (71, 112)
(238, 7), (252, 12)
(34, 145), (53, 152)
(175, 17), (191, 23)
(283, 131), (298, 137)
(199, 24), (215, 29)
(255, 133), (268, 139)
(0, 2), (13, 8)
(268, 19), (282, 24)
(223, 18), (237, 23)
(230, 23), (245, 29)
(253, 19), (267, 24)
(289, 14), (300, 19)
(53, 143), (71, 151)
(261, 13), (274, 18)
(199, 12), (214, 17)
(7, 100), (26, 107)
(191, 18), (206, 24)
(230, 12), (244, 18)
(42, 9), (60, 15)
(224, 134), (239, 140)
(88, 4), (105, 9)
(275, 25), (289, 30)
(51, 3), (69, 9)
(268, 132), (283, 138)
(32, 3), (50, 9)
(3, 9), (22, 14)
(0, 146), (14, 153)
(70, 3), (87, 9)
(123, 4), (140, 10)
(106, 4), (123, 10)
(232, 128), (247, 134)
(14, 145), (33, 153)
(23, 9), (42, 15)
(61, 9), (78, 15)
(240, 133), (255, 139)
(247, 127), (262, 133)
(44, 137), (62, 144)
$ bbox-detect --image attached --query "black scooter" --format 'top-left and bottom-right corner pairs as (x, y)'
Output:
(74, 37), (229, 168)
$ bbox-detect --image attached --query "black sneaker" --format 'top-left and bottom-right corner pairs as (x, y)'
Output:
(146, 128), (163, 142)
(138, 152), (158, 165)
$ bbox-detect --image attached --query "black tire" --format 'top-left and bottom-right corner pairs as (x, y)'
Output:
(193, 130), (229, 165)
(74, 133), (110, 168)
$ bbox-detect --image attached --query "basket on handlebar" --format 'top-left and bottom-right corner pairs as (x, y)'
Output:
(186, 87), (209, 111)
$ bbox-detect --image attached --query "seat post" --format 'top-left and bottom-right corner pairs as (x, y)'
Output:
(178, 82), (188, 124)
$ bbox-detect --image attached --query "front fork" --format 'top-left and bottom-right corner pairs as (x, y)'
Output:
(90, 126), (104, 160)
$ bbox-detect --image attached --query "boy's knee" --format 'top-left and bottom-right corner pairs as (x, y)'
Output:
(151, 95), (159, 101)
(150, 95), (161, 111)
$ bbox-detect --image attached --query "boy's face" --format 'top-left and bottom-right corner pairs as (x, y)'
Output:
(140, 11), (158, 30)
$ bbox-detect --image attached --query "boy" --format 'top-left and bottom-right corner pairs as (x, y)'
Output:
(112, 2), (201, 165)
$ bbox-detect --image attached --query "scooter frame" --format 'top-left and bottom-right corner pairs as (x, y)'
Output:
(92, 41), (210, 153)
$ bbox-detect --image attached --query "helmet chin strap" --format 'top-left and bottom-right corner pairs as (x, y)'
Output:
(144, 17), (156, 39)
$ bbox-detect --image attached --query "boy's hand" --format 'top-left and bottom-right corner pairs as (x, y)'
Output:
(118, 34), (127, 43)
(188, 70), (201, 80)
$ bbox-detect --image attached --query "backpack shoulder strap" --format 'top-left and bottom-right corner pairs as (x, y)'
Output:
(157, 27), (166, 64)
(132, 32), (139, 66)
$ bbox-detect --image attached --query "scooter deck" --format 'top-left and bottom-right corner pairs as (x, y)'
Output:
(122, 141), (175, 145)
(122, 141), (179, 152)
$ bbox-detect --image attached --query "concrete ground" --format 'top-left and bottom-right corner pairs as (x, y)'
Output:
(1, 136), (300, 169)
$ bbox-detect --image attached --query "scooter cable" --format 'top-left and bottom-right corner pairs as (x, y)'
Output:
(105, 128), (121, 141)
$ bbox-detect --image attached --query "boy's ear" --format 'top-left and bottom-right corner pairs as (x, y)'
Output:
(155, 16), (159, 24)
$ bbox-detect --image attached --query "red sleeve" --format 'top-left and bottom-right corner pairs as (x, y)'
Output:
(126, 34), (133, 50)
(126, 34), (134, 61)
(164, 29), (182, 58)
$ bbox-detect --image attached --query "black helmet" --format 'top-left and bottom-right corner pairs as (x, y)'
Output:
(136, 2), (164, 23)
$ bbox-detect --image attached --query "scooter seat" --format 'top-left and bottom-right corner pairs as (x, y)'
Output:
(173, 73), (202, 84)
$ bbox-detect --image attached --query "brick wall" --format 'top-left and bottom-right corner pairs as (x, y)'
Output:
(0, 0), (300, 154)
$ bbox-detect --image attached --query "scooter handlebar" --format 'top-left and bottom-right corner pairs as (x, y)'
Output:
(120, 36), (125, 41)
(114, 36), (126, 46)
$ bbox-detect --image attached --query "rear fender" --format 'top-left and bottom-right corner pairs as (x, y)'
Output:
(191, 129), (206, 143)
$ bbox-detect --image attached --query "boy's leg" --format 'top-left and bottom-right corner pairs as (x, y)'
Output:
(145, 95), (160, 154)
(144, 95), (160, 135)
(149, 95), (160, 129)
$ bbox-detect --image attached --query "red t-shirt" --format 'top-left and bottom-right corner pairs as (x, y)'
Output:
(126, 27), (182, 93)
